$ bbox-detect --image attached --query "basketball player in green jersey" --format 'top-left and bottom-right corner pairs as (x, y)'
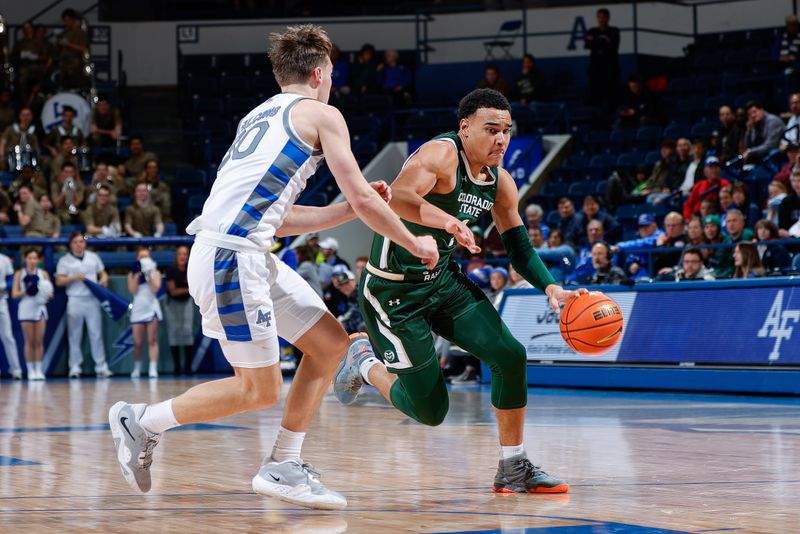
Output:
(333, 88), (585, 493)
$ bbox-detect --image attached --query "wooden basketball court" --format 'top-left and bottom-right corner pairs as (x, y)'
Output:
(0, 377), (797, 533)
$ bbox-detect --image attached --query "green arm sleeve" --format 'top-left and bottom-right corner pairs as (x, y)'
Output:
(501, 225), (556, 292)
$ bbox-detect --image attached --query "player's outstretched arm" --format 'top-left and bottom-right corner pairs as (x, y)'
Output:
(492, 169), (586, 311)
(275, 181), (391, 237)
(390, 142), (479, 253)
(318, 107), (438, 268)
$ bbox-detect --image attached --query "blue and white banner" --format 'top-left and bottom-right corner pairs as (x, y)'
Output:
(499, 280), (800, 366)
(84, 280), (132, 321)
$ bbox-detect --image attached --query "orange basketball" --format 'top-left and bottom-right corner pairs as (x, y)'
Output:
(559, 291), (624, 355)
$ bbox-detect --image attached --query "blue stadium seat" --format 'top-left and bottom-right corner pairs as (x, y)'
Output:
(2, 225), (23, 237)
(185, 76), (217, 96)
(663, 124), (689, 140)
(635, 126), (661, 148)
(545, 209), (561, 227)
(214, 54), (247, 73)
(691, 122), (717, 138)
(225, 96), (257, 118)
(0, 172), (14, 187)
(609, 128), (636, 150)
(176, 168), (208, 188)
(180, 54), (214, 72)
(163, 223), (177, 236)
(195, 116), (232, 139)
(615, 204), (638, 222)
(645, 150), (661, 164)
(219, 76), (251, 96)
(616, 151), (643, 168)
(567, 181), (595, 197)
(192, 96), (224, 115)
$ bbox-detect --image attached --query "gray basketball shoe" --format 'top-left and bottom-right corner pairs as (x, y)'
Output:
(252, 459), (347, 510)
(108, 401), (162, 492)
(333, 333), (374, 405)
(493, 454), (570, 493)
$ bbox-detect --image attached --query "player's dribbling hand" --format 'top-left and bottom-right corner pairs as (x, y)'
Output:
(414, 235), (440, 270)
(445, 218), (481, 254)
(370, 180), (392, 203)
(545, 285), (589, 313)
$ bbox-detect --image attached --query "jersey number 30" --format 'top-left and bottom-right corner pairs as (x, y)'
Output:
(218, 121), (270, 172)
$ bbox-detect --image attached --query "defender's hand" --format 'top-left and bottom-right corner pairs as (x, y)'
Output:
(444, 218), (481, 254)
(545, 285), (588, 314)
(413, 235), (440, 270)
(370, 180), (392, 203)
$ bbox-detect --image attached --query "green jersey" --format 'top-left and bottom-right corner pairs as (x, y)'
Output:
(368, 131), (498, 280)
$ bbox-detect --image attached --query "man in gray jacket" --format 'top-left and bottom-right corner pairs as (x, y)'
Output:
(743, 101), (785, 163)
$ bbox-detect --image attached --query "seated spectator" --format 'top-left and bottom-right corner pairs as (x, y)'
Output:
(568, 219), (607, 282)
(83, 184), (121, 237)
(124, 182), (164, 237)
(637, 139), (676, 197)
(615, 74), (656, 128)
(716, 105), (742, 163)
(139, 159), (171, 223)
(8, 164), (47, 200)
(477, 64), (511, 99)
(754, 219), (792, 273)
(588, 242), (628, 285)
(776, 15), (800, 75)
(612, 213), (664, 279)
(38, 194), (61, 238)
(766, 180), (788, 225)
(0, 107), (41, 172)
(89, 161), (127, 204)
(350, 43), (378, 96)
(51, 161), (85, 224)
(295, 244), (322, 298)
(489, 267), (509, 308)
(699, 196), (718, 219)
(773, 143), (799, 185)
(43, 105), (84, 158)
(512, 54), (548, 104)
(376, 50), (412, 107)
(331, 267), (363, 334)
(657, 247), (715, 281)
(778, 168), (800, 237)
(731, 181), (760, 229)
(702, 214), (734, 278)
(718, 185), (733, 229)
(648, 138), (690, 205)
(683, 156), (731, 220)
(13, 184), (47, 237)
(677, 138), (707, 195)
(733, 242), (765, 279)
(530, 227), (574, 283)
(780, 93), (800, 149)
(524, 203), (550, 238)
(555, 197), (585, 250)
(685, 215), (707, 248)
(49, 136), (79, 178)
(579, 195), (619, 245)
(330, 44), (351, 97)
(90, 95), (122, 148)
(507, 265), (533, 289)
(606, 165), (648, 210)
(743, 101), (784, 163)
(119, 137), (157, 179)
(654, 212), (687, 274)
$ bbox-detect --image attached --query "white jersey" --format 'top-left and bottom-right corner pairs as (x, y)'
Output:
(56, 251), (104, 298)
(0, 254), (13, 300)
(186, 93), (325, 250)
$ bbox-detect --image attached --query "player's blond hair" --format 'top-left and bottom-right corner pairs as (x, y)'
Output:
(269, 25), (332, 86)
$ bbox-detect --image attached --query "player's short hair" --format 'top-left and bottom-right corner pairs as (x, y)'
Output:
(457, 88), (511, 121)
(269, 25), (333, 86)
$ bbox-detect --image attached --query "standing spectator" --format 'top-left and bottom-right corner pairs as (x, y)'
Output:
(165, 245), (194, 375)
(125, 182), (164, 237)
(43, 106), (84, 158)
(10, 21), (48, 102)
(654, 212), (687, 273)
(683, 157), (731, 220)
(57, 8), (88, 90)
(778, 169), (800, 237)
(119, 137), (157, 179)
(350, 43), (378, 95)
(128, 247), (163, 378)
(55, 232), (112, 378)
(0, 107), (40, 171)
(615, 74), (656, 128)
(14, 184), (47, 237)
(585, 7), (620, 109)
(477, 64), (511, 99)
(766, 180), (788, 225)
(776, 15), (800, 75)
(733, 243), (764, 279)
(376, 50), (412, 107)
(716, 105), (742, 163)
(0, 253), (22, 379)
(295, 244), (322, 298)
(38, 194), (61, 238)
(139, 159), (172, 223)
(512, 54), (548, 104)
(702, 214), (734, 278)
(754, 219), (792, 273)
(12, 248), (51, 380)
(555, 197), (585, 249)
(743, 101), (784, 163)
(524, 203), (549, 238)
(781, 93), (800, 148)
(83, 184), (121, 237)
(685, 215), (706, 248)
(51, 161), (85, 224)
(579, 194), (619, 245)
(90, 96), (122, 148)
(678, 139), (707, 194)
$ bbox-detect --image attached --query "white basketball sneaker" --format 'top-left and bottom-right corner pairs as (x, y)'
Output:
(252, 459), (347, 510)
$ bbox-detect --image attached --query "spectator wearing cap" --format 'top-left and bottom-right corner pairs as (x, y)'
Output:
(743, 101), (785, 163)
(489, 267), (509, 307)
(524, 203), (550, 239)
(331, 267), (363, 334)
(318, 237), (350, 316)
(683, 156), (732, 220)
(702, 214), (734, 278)
(781, 93), (800, 149)
(612, 213), (664, 279)
(754, 219), (792, 273)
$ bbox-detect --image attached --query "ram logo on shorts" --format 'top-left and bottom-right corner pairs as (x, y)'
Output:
(383, 350), (396, 363)
(256, 309), (272, 326)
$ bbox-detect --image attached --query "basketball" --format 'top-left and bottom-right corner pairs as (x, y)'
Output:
(560, 292), (624, 354)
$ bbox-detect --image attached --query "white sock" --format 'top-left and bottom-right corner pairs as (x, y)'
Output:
(501, 443), (525, 459)
(139, 399), (180, 434)
(270, 426), (306, 463)
(133, 361), (141, 373)
(34, 362), (41, 375)
(359, 357), (381, 386)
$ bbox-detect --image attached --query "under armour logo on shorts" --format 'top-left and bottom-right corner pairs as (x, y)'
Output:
(388, 299), (400, 306)
(256, 309), (272, 326)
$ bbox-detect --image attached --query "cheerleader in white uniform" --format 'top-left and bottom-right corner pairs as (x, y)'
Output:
(128, 247), (163, 378)
(12, 249), (53, 380)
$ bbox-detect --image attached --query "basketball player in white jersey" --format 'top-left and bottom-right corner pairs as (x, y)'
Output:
(0, 253), (22, 379)
(109, 25), (441, 510)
